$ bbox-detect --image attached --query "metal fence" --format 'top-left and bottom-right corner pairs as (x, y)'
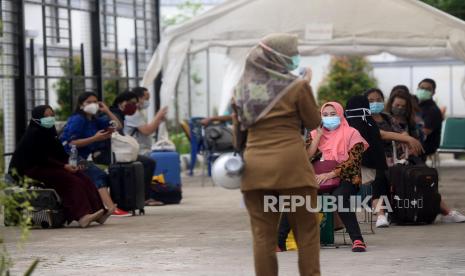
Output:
(0, 0), (160, 146)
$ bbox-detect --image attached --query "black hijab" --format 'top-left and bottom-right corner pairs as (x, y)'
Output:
(9, 105), (68, 176)
(345, 96), (387, 170)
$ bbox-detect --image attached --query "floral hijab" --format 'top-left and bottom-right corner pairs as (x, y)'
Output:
(234, 33), (300, 130)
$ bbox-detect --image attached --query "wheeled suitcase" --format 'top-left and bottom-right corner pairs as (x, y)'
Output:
(150, 151), (181, 186)
(109, 161), (145, 215)
(149, 151), (182, 204)
(389, 142), (441, 224)
(4, 188), (65, 228)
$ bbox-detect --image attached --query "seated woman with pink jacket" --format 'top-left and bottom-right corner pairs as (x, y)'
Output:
(307, 101), (369, 252)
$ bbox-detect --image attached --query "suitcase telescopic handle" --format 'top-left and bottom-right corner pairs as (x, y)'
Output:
(392, 141), (409, 165)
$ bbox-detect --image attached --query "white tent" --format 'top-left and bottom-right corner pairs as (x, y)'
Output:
(142, 0), (465, 115)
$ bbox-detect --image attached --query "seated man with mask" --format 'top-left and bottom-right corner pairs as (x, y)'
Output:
(124, 87), (168, 156)
(124, 87), (168, 206)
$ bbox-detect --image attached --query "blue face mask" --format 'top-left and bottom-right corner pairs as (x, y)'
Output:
(322, 116), (341, 131)
(34, 116), (56, 128)
(288, 55), (301, 71)
(369, 102), (385, 114)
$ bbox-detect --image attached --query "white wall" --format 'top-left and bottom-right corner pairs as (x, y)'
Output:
(372, 63), (465, 117)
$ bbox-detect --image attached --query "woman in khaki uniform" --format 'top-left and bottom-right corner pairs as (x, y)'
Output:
(234, 33), (321, 276)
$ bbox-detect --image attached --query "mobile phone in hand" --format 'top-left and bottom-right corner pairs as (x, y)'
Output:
(78, 160), (89, 170)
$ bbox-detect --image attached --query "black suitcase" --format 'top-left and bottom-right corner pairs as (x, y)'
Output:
(389, 143), (441, 224)
(4, 188), (66, 229)
(109, 161), (145, 215)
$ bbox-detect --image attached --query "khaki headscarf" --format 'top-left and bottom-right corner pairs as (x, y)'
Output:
(234, 33), (300, 130)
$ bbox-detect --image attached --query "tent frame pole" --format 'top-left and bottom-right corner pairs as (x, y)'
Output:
(449, 65), (454, 116)
(409, 66), (413, 92)
(206, 48), (211, 117)
(187, 53), (192, 118)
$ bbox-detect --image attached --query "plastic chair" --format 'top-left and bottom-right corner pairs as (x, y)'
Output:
(357, 183), (375, 235)
(188, 117), (224, 185)
(179, 120), (191, 141)
(188, 117), (205, 176)
(434, 117), (465, 168)
(318, 183), (350, 248)
(202, 123), (235, 178)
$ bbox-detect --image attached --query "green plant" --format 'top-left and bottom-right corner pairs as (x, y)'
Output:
(161, 0), (204, 27)
(0, 174), (39, 275)
(421, 0), (465, 20)
(191, 71), (204, 97)
(170, 132), (191, 155)
(1, 20), (38, 275)
(54, 57), (126, 120)
(102, 58), (127, 108)
(53, 57), (85, 120)
(191, 71), (202, 85)
(159, 119), (190, 154)
(317, 56), (377, 106)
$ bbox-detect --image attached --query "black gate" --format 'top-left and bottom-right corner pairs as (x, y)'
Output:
(0, 0), (160, 143)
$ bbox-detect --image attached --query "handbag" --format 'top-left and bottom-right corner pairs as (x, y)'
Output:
(312, 160), (340, 192)
(152, 122), (176, 152)
(152, 139), (176, 151)
(111, 132), (140, 162)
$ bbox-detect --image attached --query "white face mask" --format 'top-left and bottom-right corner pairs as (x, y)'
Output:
(83, 103), (99, 115)
(141, 101), (150, 110)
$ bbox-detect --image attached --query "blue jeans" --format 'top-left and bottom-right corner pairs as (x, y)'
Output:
(82, 160), (109, 189)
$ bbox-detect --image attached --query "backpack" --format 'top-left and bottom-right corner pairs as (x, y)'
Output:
(204, 125), (234, 152)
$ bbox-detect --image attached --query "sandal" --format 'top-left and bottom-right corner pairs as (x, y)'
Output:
(145, 199), (165, 206)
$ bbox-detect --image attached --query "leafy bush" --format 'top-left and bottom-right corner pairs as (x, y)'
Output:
(317, 56), (377, 107)
(102, 58), (127, 108)
(53, 57), (84, 120)
(161, 0), (203, 27)
(170, 133), (191, 155)
(0, 175), (39, 275)
(54, 57), (126, 120)
(421, 0), (465, 20)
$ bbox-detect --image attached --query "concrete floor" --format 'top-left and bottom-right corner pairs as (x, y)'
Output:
(3, 163), (465, 276)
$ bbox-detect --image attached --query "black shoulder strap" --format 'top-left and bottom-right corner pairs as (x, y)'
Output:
(130, 127), (138, 137)
(231, 102), (248, 153)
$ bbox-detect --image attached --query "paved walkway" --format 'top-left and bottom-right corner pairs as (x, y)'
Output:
(3, 164), (465, 276)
